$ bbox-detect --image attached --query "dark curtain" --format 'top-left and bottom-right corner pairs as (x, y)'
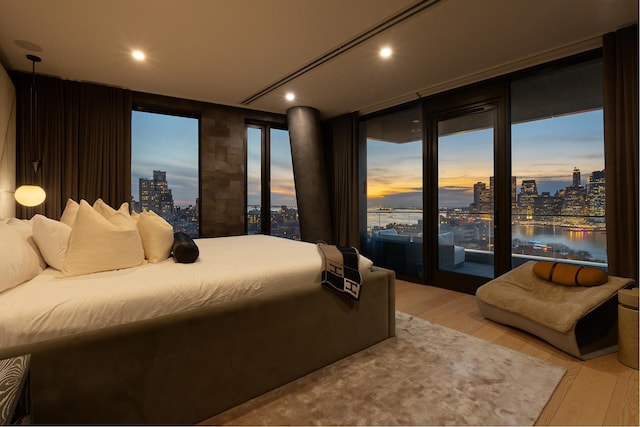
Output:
(13, 72), (131, 219)
(603, 24), (639, 281)
(76, 83), (131, 206)
(14, 73), (64, 219)
(324, 112), (360, 248)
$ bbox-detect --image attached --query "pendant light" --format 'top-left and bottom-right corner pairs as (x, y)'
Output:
(15, 54), (46, 207)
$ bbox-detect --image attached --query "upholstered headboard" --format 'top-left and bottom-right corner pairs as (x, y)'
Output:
(0, 62), (16, 219)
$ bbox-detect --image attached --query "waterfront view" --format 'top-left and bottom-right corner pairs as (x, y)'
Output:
(366, 165), (607, 267)
(363, 84), (607, 278)
(367, 208), (607, 265)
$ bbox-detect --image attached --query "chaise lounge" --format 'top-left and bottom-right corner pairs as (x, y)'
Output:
(476, 261), (635, 360)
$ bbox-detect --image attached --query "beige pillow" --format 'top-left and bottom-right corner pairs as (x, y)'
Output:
(93, 198), (130, 213)
(93, 198), (116, 218)
(0, 223), (42, 292)
(62, 200), (145, 277)
(32, 214), (72, 270)
(136, 210), (174, 263)
(60, 199), (79, 226)
(6, 218), (47, 270)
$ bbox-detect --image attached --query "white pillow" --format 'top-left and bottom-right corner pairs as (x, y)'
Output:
(60, 198), (79, 226)
(93, 198), (130, 219)
(92, 198), (117, 218)
(136, 210), (174, 263)
(62, 200), (145, 277)
(32, 214), (72, 270)
(0, 223), (42, 293)
(6, 218), (47, 270)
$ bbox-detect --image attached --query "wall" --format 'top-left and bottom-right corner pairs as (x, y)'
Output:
(0, 63), (16, 219)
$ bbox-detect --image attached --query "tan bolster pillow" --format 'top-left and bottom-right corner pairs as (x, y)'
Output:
(532, 261), (608, 287)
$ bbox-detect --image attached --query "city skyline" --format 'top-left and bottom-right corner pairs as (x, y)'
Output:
(367, 110), (604, 208)
(132, 111), (199, 207)
(133, 109), (604, 210)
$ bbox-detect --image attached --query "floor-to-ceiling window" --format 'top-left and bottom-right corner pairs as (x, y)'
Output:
(360, 52), (606, 293)
(131, 110), (199, 237)
(436, 109), (496, 279)
(511, 58), (606, 269)
(360, 104), (423, 278)
(246, 124), (300, 240)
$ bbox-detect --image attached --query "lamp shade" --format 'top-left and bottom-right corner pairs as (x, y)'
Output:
(15, 185), (46, 207)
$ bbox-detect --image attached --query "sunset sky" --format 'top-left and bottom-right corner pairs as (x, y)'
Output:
(367, 109), (605, 208)
(133, 112), (297, 209)
(132, 109), (604, 211)
(246, 127), (297, 207)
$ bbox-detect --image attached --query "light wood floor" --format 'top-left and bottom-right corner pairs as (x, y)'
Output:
(395, 279), (639, 426)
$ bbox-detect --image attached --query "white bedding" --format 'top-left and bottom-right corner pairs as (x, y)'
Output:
(0, 235), (373, 353)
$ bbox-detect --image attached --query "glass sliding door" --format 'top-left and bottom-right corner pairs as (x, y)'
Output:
(435, 107), (496, 280)
(359, 105), (423, 279)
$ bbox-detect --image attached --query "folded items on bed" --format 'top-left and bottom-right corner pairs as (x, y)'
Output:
(317, 242), (361, 301)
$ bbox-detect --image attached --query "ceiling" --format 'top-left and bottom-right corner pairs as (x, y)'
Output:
(0, 0), (637, 119)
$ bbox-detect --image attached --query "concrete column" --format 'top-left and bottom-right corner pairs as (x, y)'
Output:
(286, 106), (334, 243)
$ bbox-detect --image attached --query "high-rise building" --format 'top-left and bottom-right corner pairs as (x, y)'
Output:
(572, 167), (581, 186)
(534, 191), (558, 217)
(472, 182), (486, 213)
(559, 168), (586, 219)
(518, 179), (538, 219)
(470, 179), (494, 214)
(587, 169), (606, 219)
(139, 170), (174, 216)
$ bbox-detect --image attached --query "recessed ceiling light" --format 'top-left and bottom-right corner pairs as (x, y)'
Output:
(380, 47), (392, 59)
(132, 50), (145, 61)
(285, 92), (295, 101)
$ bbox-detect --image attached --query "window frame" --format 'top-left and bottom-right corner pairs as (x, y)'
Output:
(358, 49), (605, 293)
(131, 104), (202, 237)
(245, 121), (295, 237)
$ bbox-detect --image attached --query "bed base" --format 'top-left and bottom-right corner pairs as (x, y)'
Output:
(27, 267), (395, 424)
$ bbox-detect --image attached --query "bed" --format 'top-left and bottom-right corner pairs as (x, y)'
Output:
(0, 232), (395, 424)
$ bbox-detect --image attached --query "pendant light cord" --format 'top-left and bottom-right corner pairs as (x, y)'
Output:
(26, 54), (41, 174)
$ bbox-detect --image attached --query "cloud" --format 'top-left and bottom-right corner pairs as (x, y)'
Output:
(368, 191), (423, 209)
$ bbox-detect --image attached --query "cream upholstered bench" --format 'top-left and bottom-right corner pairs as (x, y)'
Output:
(476, 261), (636, 360)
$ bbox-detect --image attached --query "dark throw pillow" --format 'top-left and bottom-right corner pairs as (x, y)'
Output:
(172, 232), (199, 263)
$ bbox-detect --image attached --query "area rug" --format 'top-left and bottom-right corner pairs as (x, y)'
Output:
(205, 311), (566, 426)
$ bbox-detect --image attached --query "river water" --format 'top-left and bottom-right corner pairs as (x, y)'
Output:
(367, 210), (607, 262)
